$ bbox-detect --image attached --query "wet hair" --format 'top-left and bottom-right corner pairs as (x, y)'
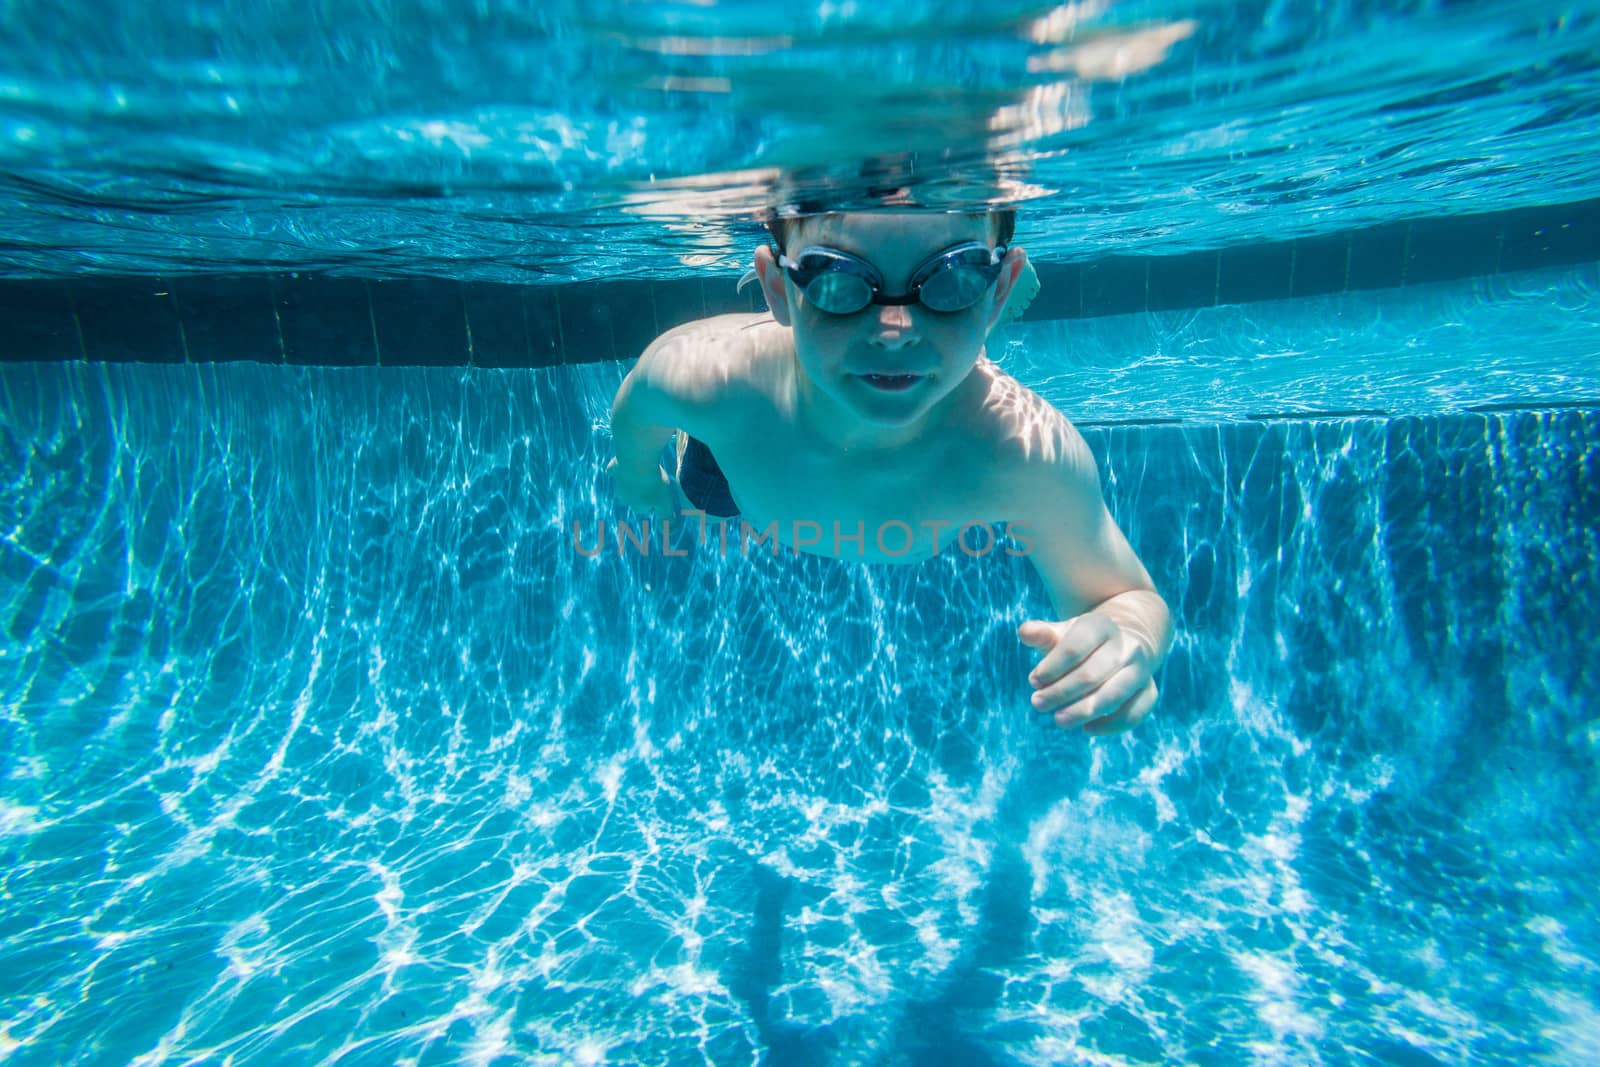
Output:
(765, 209), (1017, 255)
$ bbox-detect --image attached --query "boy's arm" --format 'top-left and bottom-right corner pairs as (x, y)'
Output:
(1007, 422), (1173, 736)
(608, 333), (693, 517)
(607, 324), (733, 516)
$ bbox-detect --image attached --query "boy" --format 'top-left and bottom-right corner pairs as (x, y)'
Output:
(607, 209), (1172, 736)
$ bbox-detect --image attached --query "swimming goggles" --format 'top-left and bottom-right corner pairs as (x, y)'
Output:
(778, 241), (1008, 315)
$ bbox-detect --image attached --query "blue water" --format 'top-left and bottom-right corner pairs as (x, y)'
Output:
(1002, 263), (1600, 421)
(3, 0), (1600, 1064)
(2, 306), (1597, 1063)
(2, 0), (1599, 279)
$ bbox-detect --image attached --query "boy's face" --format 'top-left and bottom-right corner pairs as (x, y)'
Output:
(756, 212), (1025, 435)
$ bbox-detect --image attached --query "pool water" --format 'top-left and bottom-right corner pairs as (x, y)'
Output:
(2, 0), (1599, 277)
(4, 0), (1600, 1063)
(2, 302), (1595, 1063)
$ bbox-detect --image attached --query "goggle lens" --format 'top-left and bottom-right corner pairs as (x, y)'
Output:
(783, 243), (1003, 316)
(918, 259), (995, 312)
(803, 269), (875, 315)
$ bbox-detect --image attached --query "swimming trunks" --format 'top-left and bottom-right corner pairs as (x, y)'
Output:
(673, 434), (740, 518)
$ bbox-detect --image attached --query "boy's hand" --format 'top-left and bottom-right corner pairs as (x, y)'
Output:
(1018, 615), (1159, 736)
(605, 458), (676, 519)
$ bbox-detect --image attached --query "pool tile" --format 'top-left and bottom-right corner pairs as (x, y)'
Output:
(1405, 216), (1498, 285)
(0, 280), (80, 361)
(606, 280), (663, 361)
(1498, 200), (1600, 273)
(652, 277), (707, 332)
(462, 282), (532, 367)
(554, 282), (618, 364)
(1029, 263), (1081, 320)
(73, 278), (185, 362)
(1081, 257), (1148, 318)
(272, 275), (377, 366)
(1218, 243), (1294, 306)
(368, 278), (468, 366)
(17, 194), (1599, 369)
(521, 285), (563, 368)
(1290, 234), (1351, 297)
(700, 274), (749, 317)
(169, 276), (280, 363)
(1345, 222), (1408, 291)
(1148, 252), (1218, 311)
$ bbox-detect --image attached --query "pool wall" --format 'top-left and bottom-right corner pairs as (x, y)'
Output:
(2, 183), (1597, 1067)
(1, 358), (1595, 1062)
(2, 196), (1598, 374)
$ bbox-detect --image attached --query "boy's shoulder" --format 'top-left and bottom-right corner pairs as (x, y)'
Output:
(642, 313), (782, 392)
(959, 359), (1098, 491)
(647, 311), (769, 351)
(962, 360), (1084, 449)
(634, 313), (789, 444)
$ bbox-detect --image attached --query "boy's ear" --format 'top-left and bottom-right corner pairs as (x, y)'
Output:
(754, 245), (793, 327)
(985, 246), (1030, 334)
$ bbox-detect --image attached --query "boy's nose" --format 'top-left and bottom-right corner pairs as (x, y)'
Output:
(867, 302), (920, 348)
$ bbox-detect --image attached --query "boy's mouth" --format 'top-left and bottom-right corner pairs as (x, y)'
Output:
(857, 373), (924, 392)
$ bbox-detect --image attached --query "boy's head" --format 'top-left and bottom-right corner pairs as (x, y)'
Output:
(765, 209), (1016, 257)
(750, 209), (1027, 436)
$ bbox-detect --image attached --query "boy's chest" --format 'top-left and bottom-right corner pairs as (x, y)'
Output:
(709, 428), (1010, 564)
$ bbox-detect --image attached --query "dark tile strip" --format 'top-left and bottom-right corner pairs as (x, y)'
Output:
(1290, 234), (1351, 299)
(367, 278), (470, 366)
(273, 275), (375, 366)
(1080, 257), (1148, 320)
(1347, 222), (1408, 292)
(1405, 215), (1500, 285)
(1466, 399), (1600, 412)
(555, 281), (623, 364)
(264, 276), (287, 362)
(168, 276), (281, 362)
(2, 196), (1598, 367)
(605, 280), (661, 362)
(0, 279), (80, 361)
(1499, 201), (1600, 273)
(463, 282), (532, 368)
(170, 277), (192, 363)
(652, 278), (707, 334)
(1148, 253), (1217, 312)
(1030, 263), (1081, 320)
(72, 277), (185, 363)
(1219, 243), (1294, 306)
(520, 286), (563, 369)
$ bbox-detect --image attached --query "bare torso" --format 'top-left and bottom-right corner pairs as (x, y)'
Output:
(675, 314), (1053, 564)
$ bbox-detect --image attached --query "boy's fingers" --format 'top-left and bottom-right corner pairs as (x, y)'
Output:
(1081, 681), (1159, 737)
(1031, 641), (1120, 710)
(1052, 663), (1144, 728)
(1027, 615), (1113, 685)
(1016, 620), (1057, 649)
